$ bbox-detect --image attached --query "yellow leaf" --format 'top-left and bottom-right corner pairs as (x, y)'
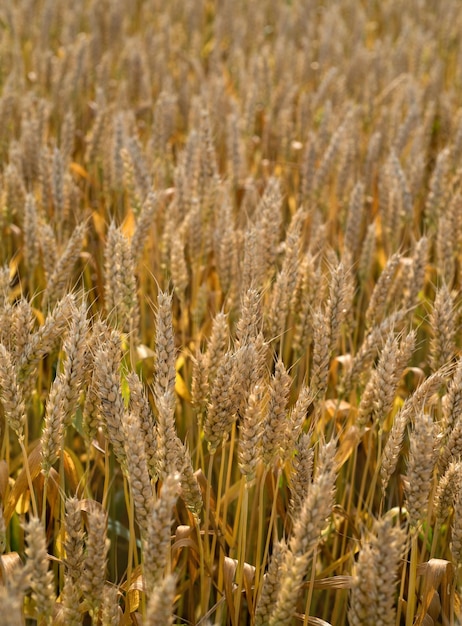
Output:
(201, 38), (215, 58)
(416, 559), (454, 626)
(32, 307), (44, 325)
(0, 553), (23, 584)
(69, 162), (91, 180)
(92, 210), (106, 240)
(124, 566), (143, 594)
(137, 344), (155, 360)
(5, 443), (42, 525)
(0, 460), (8, 501)
(8, 255), (20, 279)
(223, 557), (237, 622)
(127, 588), (140, 612)
(63, 448), (85, 496)
(324, 399), (353, 420)
(335, 425), (361, 470)
(121, 208), (135, 238)
(287, 194), (297, 213)
(175, 372), (191, 401)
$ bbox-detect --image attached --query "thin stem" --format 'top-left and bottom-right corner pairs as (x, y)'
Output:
(261, 468), (281, 590)
(253, 466), (267, 611)
(222, 423), (237, 532)
(202, 451), (215, 614)
(406, 530), (419, 626)
(123, 476), (135, 619)
(20, 440), (38, 518)
(234, 479), (248, 623)
(41, 475), (48, 526)
(356, 428), (374, 518)
(365, 426), (383, 513)
(303, 549), (317, 626)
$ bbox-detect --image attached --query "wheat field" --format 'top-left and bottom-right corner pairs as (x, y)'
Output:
(1, 0), (462, 624)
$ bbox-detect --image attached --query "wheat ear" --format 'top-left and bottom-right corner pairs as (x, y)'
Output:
(348, 518), (406, 626)
(81, 503), (110, 621)
(24, 516), (56, 625)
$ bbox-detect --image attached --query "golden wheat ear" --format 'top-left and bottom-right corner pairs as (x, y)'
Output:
(23, 516), (56, 624)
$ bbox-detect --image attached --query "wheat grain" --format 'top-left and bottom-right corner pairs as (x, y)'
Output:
(145, 573), (177, 626)
(169, 230), (189, 301)
(289, 432), (315, 518)
(425, 147), (451, 228)
(404, 411), (438, 528)
(127, 371), (158, 480)
(268, 552), (310, 626)
(381, 407), (408, 494)
(204, 350), (238, 454)
(348, 517), (406, 626)
(190, 349), (209, 425)
(23, 193), (40, 271)
(130, 192), (158, 263)
(155, 391), (179, 478)
(341, 310), (406, 393)
(267, 220), (301, 343)
(310, 307), (331, 399)
(261, 359), (291, 468)
(0, 560), (28, 626)
(126, 135), (151, 201)
(450, 474), (462, 565)
(153, 290), (177, 403)
(60, 109), (76, 163)
(176, 441), (203, 517)
(389, 150), (413, 224)
(358, 221), (377, 283)
(257, 177), (283, 280)
(434, 461), (461, 527)
(357, 331), (415, 430)
(64, 496), (84, 586)
(143, 473), (179, 592)
(123, 410), (155, 537)
(41, 303), (87, 473)
(403, 236), (428, 311)
(101, 585), (120, 626)
(365, 252), (401, 328)
(436, 210), (456, 284)
(42, 221), (86, 308)
(238, 383), (264, 480)
(81, 503), (110, 621)
(51, 147), (65, 226)
(429, 283), (456, 371)
(60, 581), (81, 626)
(343, 180), (365, 258)
(290, 440), (336, 557)
(24, 516), (56, 625)
(214, 195), (239, 295)
(442, 357), (462, 441)
(19, 293), (76, 379)
(0, 344), (26, 443)
(292, 255), (322, 355)
(314, 111), (352, 192)
(284, 386), (315, 462)
(104, 222), (139, 334)
(10, 298), (34, 363)
(255, 541), (289, 626)
(38, 220), (59, 282)
(93, 329), (126, 469)
(236, 288), (262, 347)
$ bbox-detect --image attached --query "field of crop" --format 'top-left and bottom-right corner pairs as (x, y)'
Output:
(1, 0), (462, 624)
